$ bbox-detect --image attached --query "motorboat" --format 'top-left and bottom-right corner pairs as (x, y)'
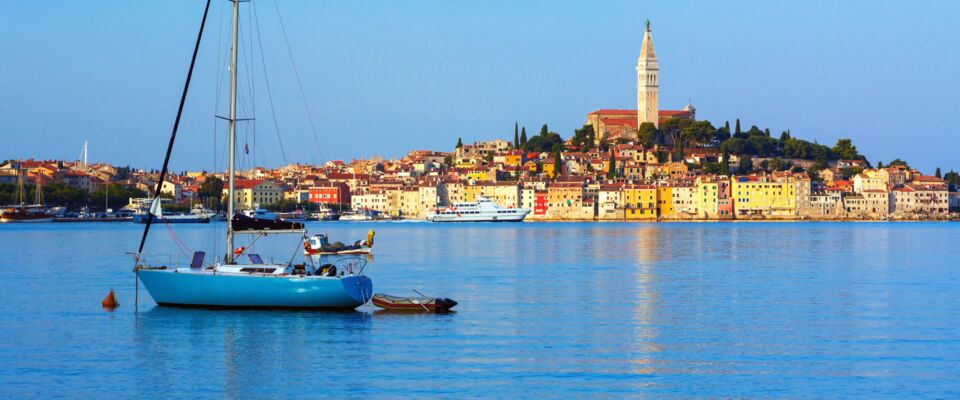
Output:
(242, 205), (278, 221)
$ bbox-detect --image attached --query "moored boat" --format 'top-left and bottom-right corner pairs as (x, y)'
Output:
(372, 293), (457, 312)
(1, 206), (54, 223)
(426, 196), (530, 222)
(133, 0), (373, 311)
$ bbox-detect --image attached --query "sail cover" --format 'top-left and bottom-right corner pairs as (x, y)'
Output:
(232, 213), (304, 233)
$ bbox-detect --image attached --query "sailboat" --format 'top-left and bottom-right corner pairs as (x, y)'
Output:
(134, 0), (372, 310)
(0, 167), (54, 223)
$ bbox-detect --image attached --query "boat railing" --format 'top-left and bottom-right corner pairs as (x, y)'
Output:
(132, 253), (192, 270)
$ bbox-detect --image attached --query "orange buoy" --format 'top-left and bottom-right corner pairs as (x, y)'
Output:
(102, 289), (119, 309)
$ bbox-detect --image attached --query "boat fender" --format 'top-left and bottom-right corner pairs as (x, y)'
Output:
(233, 246), (246, 255)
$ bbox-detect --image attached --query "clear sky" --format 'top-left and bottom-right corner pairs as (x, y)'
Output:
(2, 0), (958, 173)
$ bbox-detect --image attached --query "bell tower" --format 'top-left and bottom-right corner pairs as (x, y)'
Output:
(637, 19), (659, 128)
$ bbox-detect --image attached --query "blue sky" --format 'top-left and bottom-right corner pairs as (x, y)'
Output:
(2, 0), (958, 173)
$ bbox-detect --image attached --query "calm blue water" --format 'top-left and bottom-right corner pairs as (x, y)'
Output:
(0, 221), (958, 398)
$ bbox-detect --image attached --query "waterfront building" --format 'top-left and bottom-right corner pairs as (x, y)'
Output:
(352, 190), (389, 212)
(624, 184), (657, 220)
(656, 186), (674, 218)
(731, 175), (797, 217)
(670, 183), (698, 217)
(891, 182), (949, 217)
(598, 183), (624, 220)
(546, 181), (586, 220)
(810, 188), (844, 217)
(843, 191), (889, 218)
(225, 179), (283, 209)
(308, 182), (351, 206)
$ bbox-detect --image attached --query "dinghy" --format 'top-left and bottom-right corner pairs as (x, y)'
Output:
(372, 293), (457, 312)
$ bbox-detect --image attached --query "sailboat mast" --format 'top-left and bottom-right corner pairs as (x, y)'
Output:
(225, 0), (239, 264)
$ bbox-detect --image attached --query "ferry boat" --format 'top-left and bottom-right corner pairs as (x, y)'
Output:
(133, 0), (372, 311)
(426, 196), (530, 222)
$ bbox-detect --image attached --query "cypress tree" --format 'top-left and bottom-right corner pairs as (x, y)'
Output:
(520, 127), (527, 148)
(540, 124), (549, 137)
(514, 122), (519, 148)
(607, 152), (616, 179)
(935, 167), (942, 178)
(735, 119), (741, 137)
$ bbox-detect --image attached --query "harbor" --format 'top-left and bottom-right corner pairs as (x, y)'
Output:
(1, 221), (958, 397)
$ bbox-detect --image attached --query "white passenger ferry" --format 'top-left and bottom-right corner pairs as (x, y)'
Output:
(427, 196), (530, 222)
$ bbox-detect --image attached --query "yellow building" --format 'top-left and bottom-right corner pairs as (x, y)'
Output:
(542, 159), (558, 179)
(225, 179), (284, 209)
(624, 184), (657, 220)
(731, 176), (796, 217)
(656, 186), (674, 217)
(546, 181), (585, 219)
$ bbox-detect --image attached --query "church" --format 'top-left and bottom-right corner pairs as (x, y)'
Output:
(586, 21), (695, 145)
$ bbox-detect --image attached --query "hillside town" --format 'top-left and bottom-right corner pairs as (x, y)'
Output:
(3, 22), (958, 222)
(3, 134), (959, 222)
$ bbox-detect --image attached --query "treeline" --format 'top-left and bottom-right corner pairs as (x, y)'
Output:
(0, 182), (146, 209)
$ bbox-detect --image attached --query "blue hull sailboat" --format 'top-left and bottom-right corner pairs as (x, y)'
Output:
(138, 269), (372, 310)
(133, 0), (372, 310)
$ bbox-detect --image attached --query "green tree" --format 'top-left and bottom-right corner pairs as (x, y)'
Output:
(702, 162), (721, 174)
(571, 124), (595, 151)
(513, 122), (519, 148)
(523, 131), (564, 152)
(539, 124), (549, 137)
(888, 158), (910, 168)
(734, 118), (743, 138)
(198, 176), (225, 210)
(606, 152), (616, 179)
(877, 161), (883, 168)
(935, 167), (941, 178)
(520, 127), (527, 148)
(831, 138), (862, 160)
(89, 184), (147, 211)
(636, 122), (657, 147)
(720, 138), (748, 155)
(779, 130), (791, 142)
(443, 155), (453, 166)
(737, 155), (753, 174)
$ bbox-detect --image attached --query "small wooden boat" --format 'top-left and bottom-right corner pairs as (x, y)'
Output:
(372, 293), (457, 312)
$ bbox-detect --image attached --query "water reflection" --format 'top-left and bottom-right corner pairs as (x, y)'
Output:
(133, 307), (372, 397)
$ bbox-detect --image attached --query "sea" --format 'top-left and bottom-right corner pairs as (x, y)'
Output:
(0, 221), (957, 398)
